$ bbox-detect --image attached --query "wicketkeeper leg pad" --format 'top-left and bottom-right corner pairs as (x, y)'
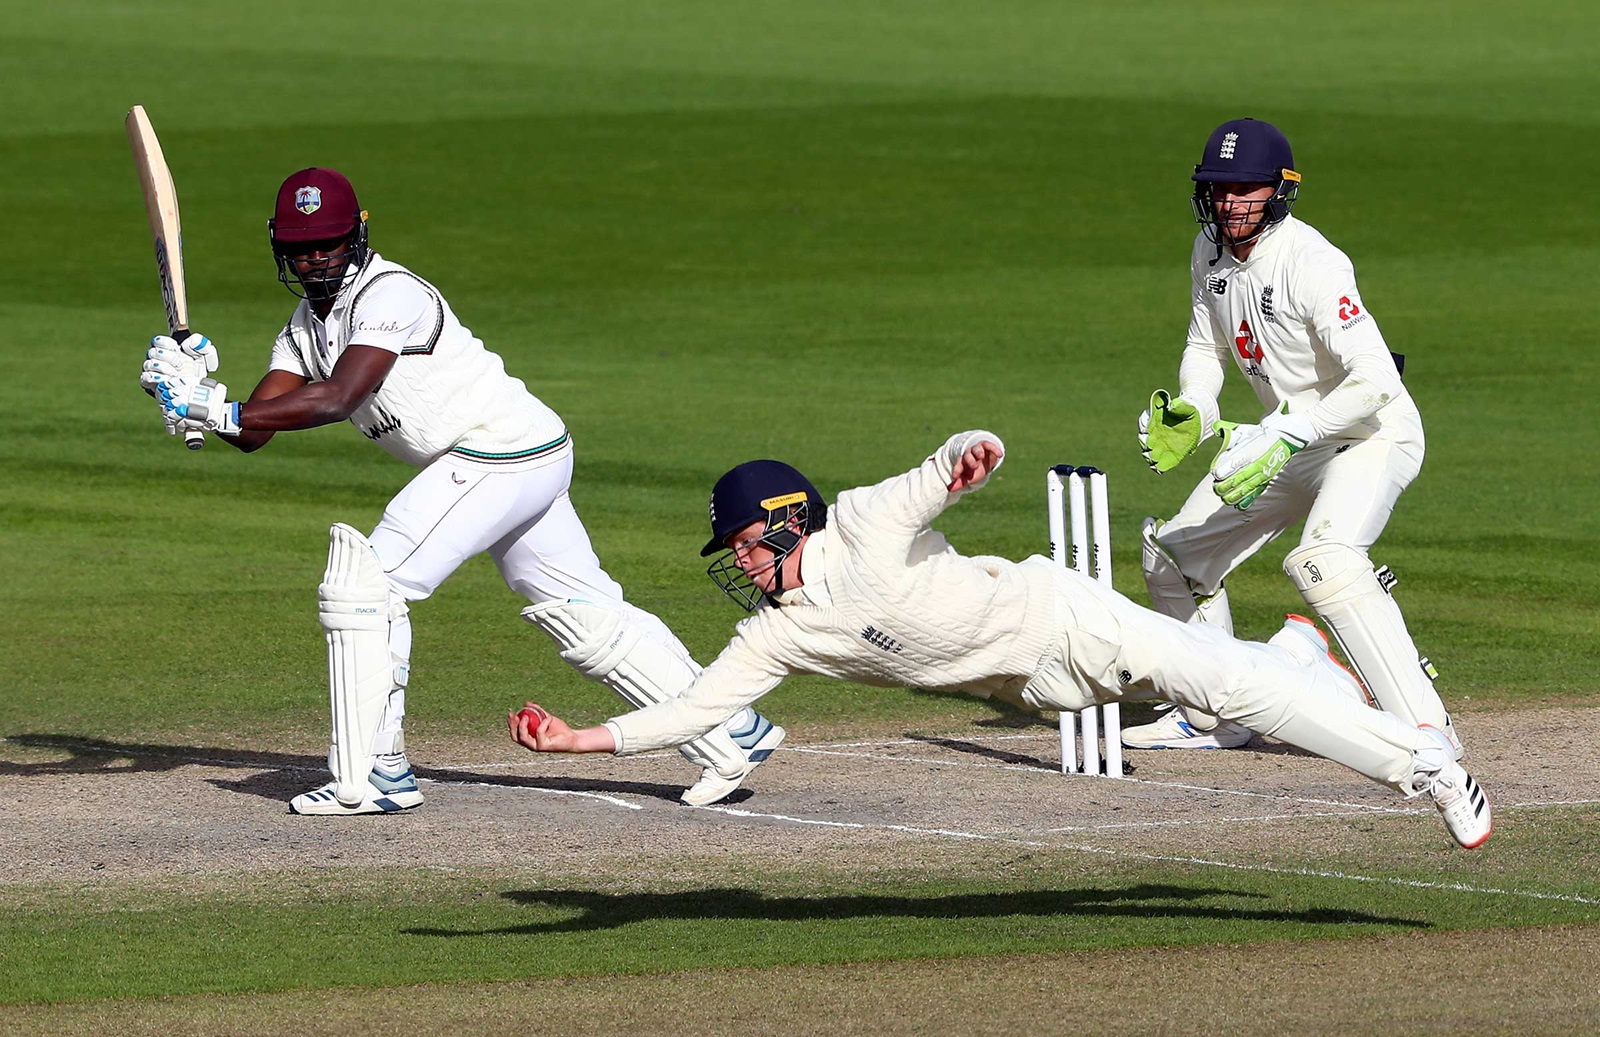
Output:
(1283, 540), (1449, 730)
(320, 522), (405, 807)
(522, 599), (748, 778)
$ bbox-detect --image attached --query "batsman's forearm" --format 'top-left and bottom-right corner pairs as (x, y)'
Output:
(238, 382), (361, 431)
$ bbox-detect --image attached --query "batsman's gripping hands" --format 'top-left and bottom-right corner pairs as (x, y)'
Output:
(141, 334), (221, 437)
(1139, 390), (1207, 473)
(154, 373), (241, 436)
(1210, 408), (1317, 509)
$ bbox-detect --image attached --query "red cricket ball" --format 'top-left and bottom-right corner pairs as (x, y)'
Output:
(518, 705), (549, 732)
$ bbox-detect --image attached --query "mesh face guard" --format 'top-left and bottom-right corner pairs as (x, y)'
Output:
(706, 500), (817, 611)
(272, 219), (370, 302)
(1191, 173), (1300, 248)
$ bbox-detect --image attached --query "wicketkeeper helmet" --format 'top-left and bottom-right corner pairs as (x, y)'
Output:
(1190, 118), (1301, 246)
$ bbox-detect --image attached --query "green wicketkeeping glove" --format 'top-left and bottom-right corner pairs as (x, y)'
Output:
(1210, 409), (1318, 509)
(1139, 390), (1205, 473)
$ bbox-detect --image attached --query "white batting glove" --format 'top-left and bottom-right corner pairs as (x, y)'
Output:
(155, 376), (240, 436)
(1210, 409), (1317, 509)
(141, 334), (219, 398)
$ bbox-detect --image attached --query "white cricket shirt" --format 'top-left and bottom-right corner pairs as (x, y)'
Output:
(269, 252), (572, 471)
(1183, 215), (1422, 445)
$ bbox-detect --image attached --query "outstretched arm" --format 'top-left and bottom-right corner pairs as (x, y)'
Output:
(841, 430), (1007, 544)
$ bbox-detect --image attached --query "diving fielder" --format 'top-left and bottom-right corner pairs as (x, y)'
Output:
(508, 432), (1491, 850)
(141, 168), (784, 814)
(1128, 118), (1457, 755)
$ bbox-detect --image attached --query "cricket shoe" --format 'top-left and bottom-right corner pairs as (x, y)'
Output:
(1410, 724), (1491, 849)
(1270, 614), (1375, 707)
(681, 713), (786, 807)
(1120, 703), (1251, 750)
(289, 759), (425, 816)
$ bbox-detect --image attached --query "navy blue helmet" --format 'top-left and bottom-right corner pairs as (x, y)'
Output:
(702, 459), (827, 610)
(1190, 118), (1301, 247)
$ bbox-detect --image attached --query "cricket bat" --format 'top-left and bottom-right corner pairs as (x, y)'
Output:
(126, 104), (204, 450)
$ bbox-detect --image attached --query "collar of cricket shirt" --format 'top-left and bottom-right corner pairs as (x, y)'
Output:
(772, 527), (831, 608)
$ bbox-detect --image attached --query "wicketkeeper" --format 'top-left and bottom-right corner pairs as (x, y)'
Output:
(509, 432), (1491, 849)
(1128, 118), (1457, 756)
(138, 168), (784, 814)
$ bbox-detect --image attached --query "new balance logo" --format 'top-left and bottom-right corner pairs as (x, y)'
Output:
(860, 625), (905, 654)
(1219, 132), (1239, 159)
(1207, 275), (1227, 295)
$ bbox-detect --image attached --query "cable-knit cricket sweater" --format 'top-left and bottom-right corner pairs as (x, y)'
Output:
(605, 431), (1065, 755)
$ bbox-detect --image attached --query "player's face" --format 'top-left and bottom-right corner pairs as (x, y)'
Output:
(286, 238), (355, 289)
(1209, 182), (1277, 243)
(726, 519), (785, 592)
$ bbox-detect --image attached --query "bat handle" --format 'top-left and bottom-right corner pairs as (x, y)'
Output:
(170, 329), (205, 450)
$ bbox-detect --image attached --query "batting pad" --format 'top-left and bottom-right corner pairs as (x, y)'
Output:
(320, 522), (396, 807)
(1283, 540), (1449, 730)
(522, 600), (748, 777)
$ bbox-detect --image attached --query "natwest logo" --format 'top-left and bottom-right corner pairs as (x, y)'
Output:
(1338, 295), (1362, 322)
(1234, 319), (1263, 362)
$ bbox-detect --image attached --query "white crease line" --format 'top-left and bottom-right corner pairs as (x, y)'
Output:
(441, 780), (641, 811)
(782, 743), (1401, 814)
(11, 737), (1597, 820)
(695, 804), (1600, 907)
(1029, 808), (1420, 834)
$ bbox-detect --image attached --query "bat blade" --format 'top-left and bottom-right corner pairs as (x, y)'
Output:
(126, 104), (204, 450)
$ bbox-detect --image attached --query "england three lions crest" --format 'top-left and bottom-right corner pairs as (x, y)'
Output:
(295, 186), (322, 215)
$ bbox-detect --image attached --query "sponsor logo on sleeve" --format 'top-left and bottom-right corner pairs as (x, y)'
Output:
(1338, 294), (1370, 330)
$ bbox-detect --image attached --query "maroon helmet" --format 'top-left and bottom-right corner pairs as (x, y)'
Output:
(268, 168), (370, 301)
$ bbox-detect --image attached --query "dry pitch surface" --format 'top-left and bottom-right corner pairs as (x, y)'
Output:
(3, 708), (1598, 1034)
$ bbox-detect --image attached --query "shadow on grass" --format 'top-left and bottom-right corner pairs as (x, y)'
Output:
(0, 733), (694, 805)
(406, 883), (1430, 936)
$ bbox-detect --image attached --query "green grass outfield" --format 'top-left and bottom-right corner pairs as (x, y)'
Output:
(2, 0), (1598, 1026)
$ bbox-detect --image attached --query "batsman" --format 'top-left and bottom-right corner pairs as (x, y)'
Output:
(138, 168), (784, 813)
(1128, 118), (1457, 756)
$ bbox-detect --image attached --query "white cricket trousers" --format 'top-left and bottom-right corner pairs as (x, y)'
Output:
(358, 451), (671, 751)
(1024, 566), (1421, 790)
(1158, 431), (1424, 594)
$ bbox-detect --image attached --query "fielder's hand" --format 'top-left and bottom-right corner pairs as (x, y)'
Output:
(507, 702), (578, 752)
(140, 334), (218, 399)
(1139, 389), (1209, 474)
(1210, 408), (1317, 509)
(948, 440), (1004, 492)
(154, 375), (241, 436)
